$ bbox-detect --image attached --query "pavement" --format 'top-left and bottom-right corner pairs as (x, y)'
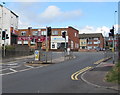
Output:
(1, 53), (75, 65)
(81, 61), (120, 92)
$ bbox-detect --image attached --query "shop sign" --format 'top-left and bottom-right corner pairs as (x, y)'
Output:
(18, 36), (50, 42)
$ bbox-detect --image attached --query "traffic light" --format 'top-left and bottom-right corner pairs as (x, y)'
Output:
(6, 34), (9, 39)
(109, 26), (114, 37)
(2, 31), (6, 40)
(47, 27), (51, 36)
(62, 31), (66, 38)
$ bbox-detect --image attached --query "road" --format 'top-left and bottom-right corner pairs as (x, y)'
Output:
(2, 51), (118, 93)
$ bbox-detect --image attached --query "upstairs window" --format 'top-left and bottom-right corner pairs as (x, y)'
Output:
(88, 41), (92, 44)
(52, 31), (58, 35)
(32, 31), (38, 36)
(41, 31), (47, 36)
(21, 31), (26, 36)
(93, 38), (99, 40)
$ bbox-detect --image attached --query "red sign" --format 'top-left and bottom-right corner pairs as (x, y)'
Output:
(18, 36), (50, 42)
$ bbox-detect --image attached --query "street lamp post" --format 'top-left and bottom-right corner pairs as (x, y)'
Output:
(114, 11), (117, 51)
(112, 11), (117, 64)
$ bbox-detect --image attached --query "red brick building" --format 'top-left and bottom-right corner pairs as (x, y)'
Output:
(79, 33), (104, 51)
(16, 26), (79, 51)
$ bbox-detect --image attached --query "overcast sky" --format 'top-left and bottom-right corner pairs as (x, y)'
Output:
(0, 0), (119, 36)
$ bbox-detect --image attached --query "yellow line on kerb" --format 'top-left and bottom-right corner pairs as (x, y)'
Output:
(71, 66), (92, 80)
(94, 57), (110, 64)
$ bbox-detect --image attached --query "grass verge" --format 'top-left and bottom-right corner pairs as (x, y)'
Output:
(105, 60), (120, 84)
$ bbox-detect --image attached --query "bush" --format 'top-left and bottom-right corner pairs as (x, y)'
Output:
(106, 60), (120, 84)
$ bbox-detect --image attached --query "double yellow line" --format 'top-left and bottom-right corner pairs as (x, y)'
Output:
(71, 66), (92, 80)
(94, 57), (110, 64)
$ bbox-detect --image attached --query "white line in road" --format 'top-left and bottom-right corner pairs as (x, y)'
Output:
(1, 64), (49, 76)
(0, 68), (8, 71)
(9, 68), (17, 72)
(25, 65), (34, 68)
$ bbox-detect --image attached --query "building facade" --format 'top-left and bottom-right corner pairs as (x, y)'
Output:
(79, 33), (104, 51)
(0, 4), (18, 46)
(16, 26), (79, 51)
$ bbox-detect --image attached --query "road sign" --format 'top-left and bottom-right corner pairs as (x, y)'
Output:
(35, 50), (40, 61)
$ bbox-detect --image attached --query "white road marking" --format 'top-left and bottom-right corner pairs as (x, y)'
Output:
(9, 68), (17, 72)
(0, 68), (9, 71)
(25, 65), (34, 68)
(0, 64), (48, 76)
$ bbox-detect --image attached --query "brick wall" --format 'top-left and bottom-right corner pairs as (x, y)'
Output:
(68, 27), (79, 50)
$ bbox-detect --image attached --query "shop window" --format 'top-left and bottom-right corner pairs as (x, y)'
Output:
(52, 44), (55, 48)
(57, 43), (61, 49)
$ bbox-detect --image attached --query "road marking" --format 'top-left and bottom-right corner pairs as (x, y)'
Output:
(94, 57), (111, 64)
(0, 68), (9, 71)
(71, 66), (92, 80)
(9, 68), (17, 72)
(25, 65), (34, 68)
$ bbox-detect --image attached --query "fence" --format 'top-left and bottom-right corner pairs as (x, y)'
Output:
(2, 49), (34, 59)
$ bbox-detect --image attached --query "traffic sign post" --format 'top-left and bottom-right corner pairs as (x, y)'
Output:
(34, 50), (40, 61)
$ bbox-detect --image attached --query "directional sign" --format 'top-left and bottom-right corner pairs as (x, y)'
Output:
(35, 50), (40, 61)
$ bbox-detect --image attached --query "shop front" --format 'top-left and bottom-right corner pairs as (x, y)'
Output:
(51, 36), (68, 50)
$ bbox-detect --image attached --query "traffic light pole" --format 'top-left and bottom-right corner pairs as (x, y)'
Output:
(65, 37), (66, 52)
(3, 31), (6, 57)
(113, 36), (115, 64)
(4, 39), (5, 57)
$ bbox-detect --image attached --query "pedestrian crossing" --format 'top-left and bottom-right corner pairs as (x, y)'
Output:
(0, 62), (48, 76)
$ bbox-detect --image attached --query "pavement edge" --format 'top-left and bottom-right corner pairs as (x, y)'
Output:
(81, 57), (120, 91)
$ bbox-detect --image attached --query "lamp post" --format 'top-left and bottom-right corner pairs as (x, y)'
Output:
(112, 11), (117, 64)
(114, 11), (117, 51)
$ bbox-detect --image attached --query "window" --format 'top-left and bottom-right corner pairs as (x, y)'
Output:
(52, 31), (58, 35)
(24, 41), (28, 44)
(32, 31), (38, 36)
(75, 33), (76, 37)
(52, 44), (55, 48)
(21, 31), (26, 36)
(41, 31), (46, 36)
(71, 41), (73, 49)
(57, 43), (61, 49)
(81, 42), (86, 45)
(94, 41), (99, 44)
(82, 46), (86, 49)
(93, 38), (99, 40)
(94, 46), (97, 49)
(88, 46), (92, 49)
(88, 41), (92, 44)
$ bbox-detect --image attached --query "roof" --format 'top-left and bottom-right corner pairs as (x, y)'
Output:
(0, 4), (18, 17)
(79, 33), (103, 38)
